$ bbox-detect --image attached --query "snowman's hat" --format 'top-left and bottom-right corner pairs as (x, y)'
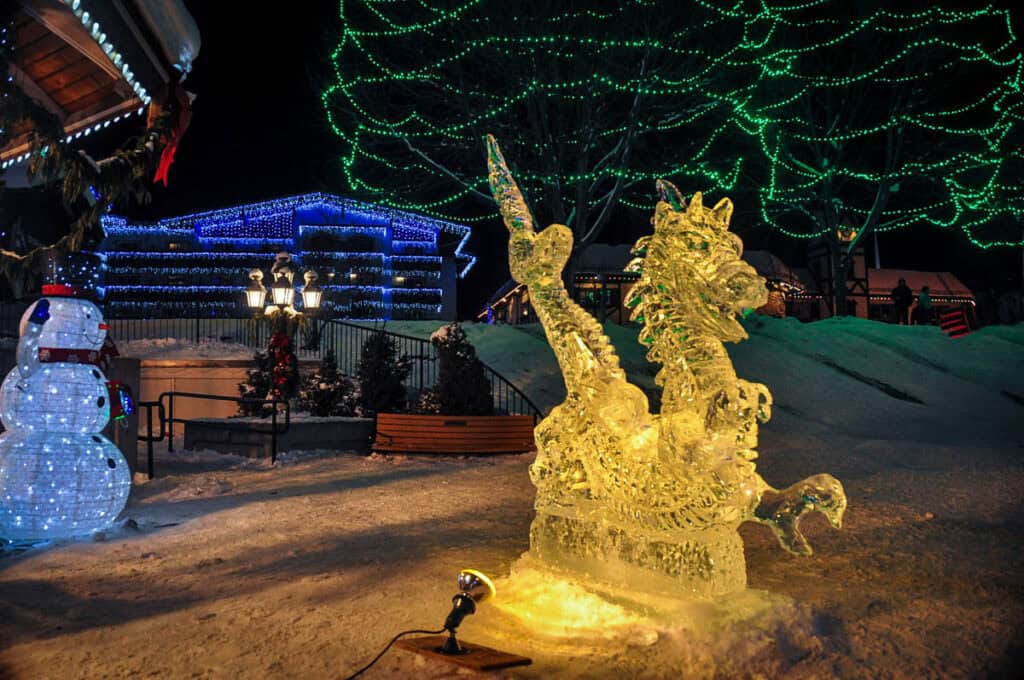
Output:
(41, 284), (81, 297)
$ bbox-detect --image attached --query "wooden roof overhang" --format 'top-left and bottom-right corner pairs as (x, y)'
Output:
(2, 0), (199, 175)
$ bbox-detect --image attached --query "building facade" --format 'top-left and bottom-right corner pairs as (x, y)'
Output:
(98, 193), (475, 319)
(480, 245), (804, 325)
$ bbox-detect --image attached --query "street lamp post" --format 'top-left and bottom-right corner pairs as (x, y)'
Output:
(271, 273), (295, 308)
(301, 270), (322, 310)
(246, 269), (267, 310)
(244, 253), (323, 347)
(300, 270), (323, 350)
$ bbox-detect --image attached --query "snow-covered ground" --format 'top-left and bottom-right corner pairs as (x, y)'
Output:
(1, 317), (1022, 679)
(119, 337), (254, 361)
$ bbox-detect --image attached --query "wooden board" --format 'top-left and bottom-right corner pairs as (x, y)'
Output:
(373, 414), (536, 454)
(395, 636), (532, 671)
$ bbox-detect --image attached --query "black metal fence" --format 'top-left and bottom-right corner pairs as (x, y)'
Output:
(317, 319), (542, 419)
(108, 316), (540, 417)
(108, 316), (270, 347)
(0, 300), (541, 419)
(317, 319), (436, 387)
(2, 303), (544, 419)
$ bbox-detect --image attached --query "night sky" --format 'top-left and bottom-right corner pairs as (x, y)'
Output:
(113, 2), (1024, 318)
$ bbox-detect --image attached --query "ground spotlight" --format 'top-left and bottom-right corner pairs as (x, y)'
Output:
(345, 568), (528, 679)
(440, 568), (496, 654)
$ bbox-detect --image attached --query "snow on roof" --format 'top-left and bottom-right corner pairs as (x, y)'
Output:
(742, 251), (803, 290)
(134, 0), (201, 74)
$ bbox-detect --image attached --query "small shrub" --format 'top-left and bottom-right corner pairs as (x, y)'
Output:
(238, 332), (300, 416)
(238, 350), (273, 416)
(420, 322), (493, 416)
(268, 332), (300, 402)
(297, 350), (360, 417)
(356, 329), (412, 415)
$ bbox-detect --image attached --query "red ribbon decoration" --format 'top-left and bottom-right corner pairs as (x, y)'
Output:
(153, 83), (195, 187)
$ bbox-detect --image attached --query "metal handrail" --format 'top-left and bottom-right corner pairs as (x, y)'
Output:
(482, 364), (544, 423)
(150, 391), (290, 468)
(321, 319), (543, 421)
(136, 400), (166, 480)
(104, 312), (544, 421)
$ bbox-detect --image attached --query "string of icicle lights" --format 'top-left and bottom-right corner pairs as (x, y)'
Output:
(323, 0), (1023, 248)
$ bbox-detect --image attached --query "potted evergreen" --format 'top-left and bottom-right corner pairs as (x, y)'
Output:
(356, 329), (413, 416)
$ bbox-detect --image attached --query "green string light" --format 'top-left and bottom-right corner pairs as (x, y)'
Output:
(323, 1), (1023, 248)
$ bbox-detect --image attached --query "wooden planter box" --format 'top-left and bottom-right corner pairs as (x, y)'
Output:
(373, 413), (536, 455)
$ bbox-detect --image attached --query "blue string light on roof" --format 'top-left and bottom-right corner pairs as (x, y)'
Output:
(391, 288), (444, 298)
(198, 237), (296, 247)
(99, 193), (473, 320)
(303, 251), (385, 262)
(106, 285), (242, 293)
(391, 255), (442, 264)
(393, 238), (437, 249)
(104, 251), (296, 261)
(298, 225), (389, 240)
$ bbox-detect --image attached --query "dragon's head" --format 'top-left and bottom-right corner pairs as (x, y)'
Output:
(626, 182), (767, 348)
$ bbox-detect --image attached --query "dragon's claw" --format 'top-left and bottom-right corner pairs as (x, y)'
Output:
(754, 474), (847, 556)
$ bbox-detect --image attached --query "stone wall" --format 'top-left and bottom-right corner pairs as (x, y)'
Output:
(183, 417), (374, 458)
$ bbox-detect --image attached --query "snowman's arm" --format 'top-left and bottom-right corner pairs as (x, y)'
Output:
(17, 300), (50, 379)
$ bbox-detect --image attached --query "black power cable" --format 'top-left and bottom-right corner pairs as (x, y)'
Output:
(343, 627), (446, 679)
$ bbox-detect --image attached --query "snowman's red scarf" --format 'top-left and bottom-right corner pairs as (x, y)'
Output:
(38, 336), (120, 372)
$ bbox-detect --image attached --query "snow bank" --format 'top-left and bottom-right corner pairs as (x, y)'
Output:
(118, 337), (254, 360)
(371, 318), (1024, 447)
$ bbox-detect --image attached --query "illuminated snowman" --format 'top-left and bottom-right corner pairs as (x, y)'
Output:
(0, 288), (131, 541)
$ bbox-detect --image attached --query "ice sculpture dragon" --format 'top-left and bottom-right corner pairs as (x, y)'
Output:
(487, 136), (846, 600)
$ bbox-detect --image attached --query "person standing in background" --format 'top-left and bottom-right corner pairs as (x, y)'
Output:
(891, 277), (913, 325)
(914, 285), (933, 325)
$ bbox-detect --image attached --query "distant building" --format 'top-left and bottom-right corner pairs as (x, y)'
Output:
(481, 243), (974, 326)
(480, 244), (640, 325)
(569, 244), (641, 324)
(864, 268), (975, 323)
(789, 267), (976, 323)
(483, 245), (811, 325)
(481, 245), (806, 324)
(98, 193), (475, 319)
(740, 251), (806, 318)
